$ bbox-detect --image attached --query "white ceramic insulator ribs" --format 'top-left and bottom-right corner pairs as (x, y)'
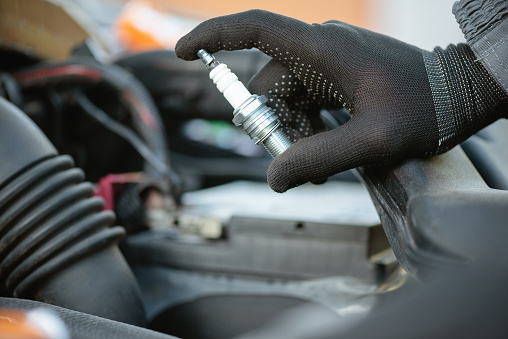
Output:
(209, 64), (251, 110)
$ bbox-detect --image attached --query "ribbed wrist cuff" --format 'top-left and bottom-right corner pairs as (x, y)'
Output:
(453, 0), (508, 43)
(453, 0), (508, 95)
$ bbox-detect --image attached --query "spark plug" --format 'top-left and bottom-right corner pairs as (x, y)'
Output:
(197, 49), (292, 157)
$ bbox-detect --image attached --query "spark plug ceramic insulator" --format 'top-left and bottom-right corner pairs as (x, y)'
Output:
(197, 49), (293, 158)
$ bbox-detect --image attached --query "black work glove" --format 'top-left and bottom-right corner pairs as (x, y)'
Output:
(176, 10), (508, 192)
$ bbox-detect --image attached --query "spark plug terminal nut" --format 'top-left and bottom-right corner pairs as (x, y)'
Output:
(232, 95), (269, 126)
(197, 49), (292, 157)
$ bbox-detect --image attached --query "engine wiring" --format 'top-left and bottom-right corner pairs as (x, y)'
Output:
(12, 57), (181, 190)
(73, 91), (179, 185)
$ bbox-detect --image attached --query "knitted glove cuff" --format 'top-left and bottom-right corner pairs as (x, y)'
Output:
(424, 44), (508, 153)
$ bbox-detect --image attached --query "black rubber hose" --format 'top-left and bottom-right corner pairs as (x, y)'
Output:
(0, 97), (146, 326)
(13, 57), (171, 182)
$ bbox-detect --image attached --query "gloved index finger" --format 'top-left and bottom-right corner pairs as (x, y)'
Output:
(175, 9), (312, 62)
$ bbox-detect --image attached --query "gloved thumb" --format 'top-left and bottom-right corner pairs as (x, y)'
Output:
(267, 115), (396, 192)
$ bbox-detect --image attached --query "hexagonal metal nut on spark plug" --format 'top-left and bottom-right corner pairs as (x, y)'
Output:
(232, 95), (269, 126)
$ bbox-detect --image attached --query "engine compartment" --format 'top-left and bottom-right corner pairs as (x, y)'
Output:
(1, 1), (508, 338)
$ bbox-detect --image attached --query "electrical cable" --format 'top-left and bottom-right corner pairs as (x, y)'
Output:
(13, 58), (181, 189)
(0, 73), (23, 107)
(73, 91), (180, 184)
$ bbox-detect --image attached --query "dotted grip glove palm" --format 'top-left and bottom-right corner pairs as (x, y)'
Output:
(176, 10), (508, 193)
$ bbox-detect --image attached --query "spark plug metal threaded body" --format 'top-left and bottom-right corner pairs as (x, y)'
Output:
(197, 49), (292, 157)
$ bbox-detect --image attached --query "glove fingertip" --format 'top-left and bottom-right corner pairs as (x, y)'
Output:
(268, 166), (327, 193)
(267, 159), (293, 193)
(175, 35), (203, 61)
(268, 151), (311, 193)
(267, 177), (291, 193)
(311, 177), (328, 185)
(174, 40), (194, 61)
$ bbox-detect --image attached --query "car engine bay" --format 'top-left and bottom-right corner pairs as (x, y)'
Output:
(0, 1), (508, 338)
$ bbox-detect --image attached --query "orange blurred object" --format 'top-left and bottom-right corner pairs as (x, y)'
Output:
(115, 0), (202, 51)
(0, 310), (48, 339)
(0, 308), (68, 339)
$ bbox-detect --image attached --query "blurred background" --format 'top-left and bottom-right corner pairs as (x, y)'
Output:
(78, 0), (465, 56)
(2, 3), (505, 338)
(0, 0), (467, 186)
(0, 0), (467, 188)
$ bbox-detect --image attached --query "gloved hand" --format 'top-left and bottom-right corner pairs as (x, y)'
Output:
(176, 10), (508, 192)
